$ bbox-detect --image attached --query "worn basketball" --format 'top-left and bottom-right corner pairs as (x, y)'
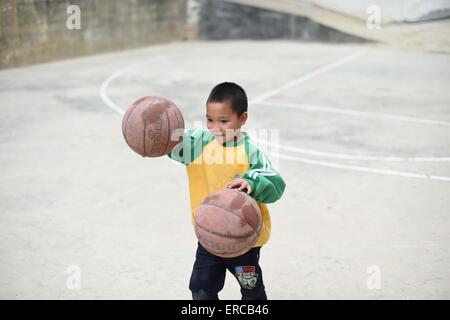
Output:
(194, 188), (262, 258)
(122, 96), (185, 157)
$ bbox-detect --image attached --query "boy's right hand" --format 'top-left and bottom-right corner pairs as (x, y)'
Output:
(226, 178), (252, 195)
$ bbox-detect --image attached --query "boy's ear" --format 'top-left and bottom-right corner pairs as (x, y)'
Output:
(240, 112), (248, 126)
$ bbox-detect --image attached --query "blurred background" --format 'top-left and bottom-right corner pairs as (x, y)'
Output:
(2, 0), (450, 68)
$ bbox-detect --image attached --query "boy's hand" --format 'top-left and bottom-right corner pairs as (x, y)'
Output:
(226, 178), (252, 194)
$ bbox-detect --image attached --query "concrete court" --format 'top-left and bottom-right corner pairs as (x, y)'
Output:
(0, 40), (449, 299)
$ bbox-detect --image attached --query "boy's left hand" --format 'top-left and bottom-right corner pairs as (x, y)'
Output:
(227, 178), (252, 194)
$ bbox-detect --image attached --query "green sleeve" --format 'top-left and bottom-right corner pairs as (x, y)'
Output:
(242, 142), (286, 203)
(167, 128), (214, 165)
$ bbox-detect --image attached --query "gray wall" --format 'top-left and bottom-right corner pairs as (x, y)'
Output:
(199, 0), (366, 42)
(1, 0), (365, 69)
(0, 0), (189, 68)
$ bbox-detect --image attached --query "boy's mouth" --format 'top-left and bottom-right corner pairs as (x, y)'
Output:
(211, 131), (224, 138)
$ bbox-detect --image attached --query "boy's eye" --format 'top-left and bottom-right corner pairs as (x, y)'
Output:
(207, 118), (212, 122)
(220, 120), (229, 123)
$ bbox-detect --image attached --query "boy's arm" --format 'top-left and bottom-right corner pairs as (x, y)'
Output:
(167, 128), (211, 165)
(241, 145), (286, 203)
(166, 128), (191, 164)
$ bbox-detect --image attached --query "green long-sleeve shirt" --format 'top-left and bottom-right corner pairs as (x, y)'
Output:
(168, 128), (286, 247)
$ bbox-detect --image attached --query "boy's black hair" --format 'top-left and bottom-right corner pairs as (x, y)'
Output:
(207, 82), (248, 116)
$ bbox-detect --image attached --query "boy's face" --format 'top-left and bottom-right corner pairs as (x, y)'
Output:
(206, 101), (247, 144)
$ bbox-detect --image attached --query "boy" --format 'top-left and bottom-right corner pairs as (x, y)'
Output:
(168, 82), (286, 300)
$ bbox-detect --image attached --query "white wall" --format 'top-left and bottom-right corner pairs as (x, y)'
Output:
(304, 0), (450, 23)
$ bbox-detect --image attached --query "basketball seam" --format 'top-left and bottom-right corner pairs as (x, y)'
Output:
(122, 100), (141, 149)
(196, 233), (259, 256)
(143, 113), (148, 157)
(250, 202), (263, 235)
(200, 201), (260, 235)
(195, 221), (255, 239)
(162, 107), (171, 155)
(175, 107), (184, 130)
(173, 107), (184, 145)
(143, 97), (159, 157)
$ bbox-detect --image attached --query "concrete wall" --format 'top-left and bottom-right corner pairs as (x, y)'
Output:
(199, 0), (365, 42)
(0, 0), (368, 69)
(0, 0), (189, 68)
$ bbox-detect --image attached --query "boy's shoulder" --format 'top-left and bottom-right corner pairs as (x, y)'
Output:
(181, 129), (215, 151)
(242, 132), (263, 153)
(184, 128), (213, 141)
(169, 128), (213, 164)
(242, 133), (274, 166)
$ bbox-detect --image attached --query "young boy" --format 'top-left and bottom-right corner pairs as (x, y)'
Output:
(168, 82), (286, 300)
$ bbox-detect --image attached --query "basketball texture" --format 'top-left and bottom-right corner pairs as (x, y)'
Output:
(122, 96), (184, 157)
(194, 188), (262, 258)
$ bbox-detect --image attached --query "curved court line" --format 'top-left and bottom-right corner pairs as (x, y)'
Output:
(257, 140), (450, 162)
(100, 63), (138, 115)
(100, 49), (450, 182)
(256, 101), (450, 127)
(100, 54), (183, 115)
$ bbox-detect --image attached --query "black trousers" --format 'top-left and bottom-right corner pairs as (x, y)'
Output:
(189, 242), (267, 300)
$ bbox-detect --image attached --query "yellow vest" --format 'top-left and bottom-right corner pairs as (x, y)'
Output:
(168, 128), (286, 248)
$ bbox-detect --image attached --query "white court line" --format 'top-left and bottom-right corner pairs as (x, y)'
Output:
(249, 50), (367, 105)
(100, 54), (183, 115)
(245, 49), (450, 181)
(100, 64), (137, 115)
(276, 153), (450, 182)
(257, 139), (450, 162)
(100, 49), (450, 182)
(256, 101), (450, 127)
(389, 244), (440, 249)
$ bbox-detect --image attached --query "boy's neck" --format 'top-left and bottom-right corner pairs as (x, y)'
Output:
(234, 131), (244, 141)
(220, 130), (246, 147)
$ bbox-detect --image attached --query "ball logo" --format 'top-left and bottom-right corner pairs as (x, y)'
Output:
(149, 116), (163, 153)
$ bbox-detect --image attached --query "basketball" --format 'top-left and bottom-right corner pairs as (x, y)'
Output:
(194, 188), (262, 258)
(122, 96), (185, 157)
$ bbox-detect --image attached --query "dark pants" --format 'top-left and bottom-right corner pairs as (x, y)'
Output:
(189, 242), (267, 300)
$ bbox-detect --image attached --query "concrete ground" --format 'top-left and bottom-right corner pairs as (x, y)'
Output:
(0, 40), (449, 299)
